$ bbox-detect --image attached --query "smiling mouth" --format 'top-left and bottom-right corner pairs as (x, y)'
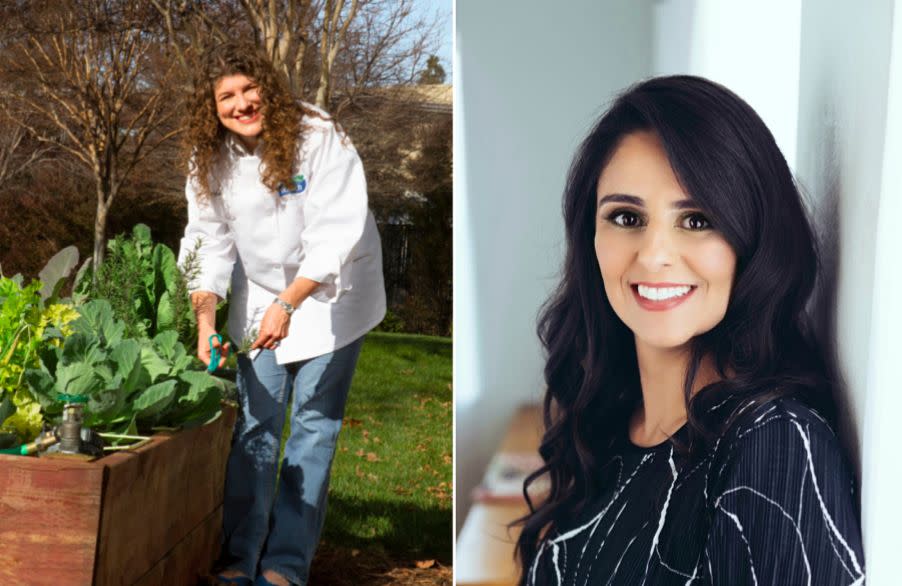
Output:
(631, 283), (696, 311)
(236, 112), (260, 124)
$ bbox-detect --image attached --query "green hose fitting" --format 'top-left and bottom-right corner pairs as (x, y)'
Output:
(0, 445), (26, 455)
(57, 393), (88, 403)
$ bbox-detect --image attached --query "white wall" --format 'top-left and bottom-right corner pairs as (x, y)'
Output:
(454, 0), (654, 532)
(653, 0), (802, 170)
(863, 1), (902, 577)
(793, 0), (901, 583)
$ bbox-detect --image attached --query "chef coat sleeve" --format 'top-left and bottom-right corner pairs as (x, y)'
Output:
(177, 174), (236, 299)
(297, 122), (368, 302)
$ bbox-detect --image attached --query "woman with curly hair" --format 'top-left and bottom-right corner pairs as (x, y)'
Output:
(516, 76), (864, 585)
(178, 40), (385, 586)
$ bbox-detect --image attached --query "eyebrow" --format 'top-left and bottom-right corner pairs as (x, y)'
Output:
(597, 193), (698, 210)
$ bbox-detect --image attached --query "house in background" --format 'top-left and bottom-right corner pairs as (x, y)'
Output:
(345, 83), (452, 335)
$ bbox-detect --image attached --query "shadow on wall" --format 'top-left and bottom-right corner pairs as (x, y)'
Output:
(801, 101), (862, 485)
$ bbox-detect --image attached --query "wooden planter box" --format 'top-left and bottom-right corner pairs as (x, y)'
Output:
(0, 405), (237, 585)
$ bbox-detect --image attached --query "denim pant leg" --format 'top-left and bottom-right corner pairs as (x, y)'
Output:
(221, 350), (291, 576)
(259, 336), (366, 585)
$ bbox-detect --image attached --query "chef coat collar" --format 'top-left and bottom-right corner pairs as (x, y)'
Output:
(225, 133), (263, 158)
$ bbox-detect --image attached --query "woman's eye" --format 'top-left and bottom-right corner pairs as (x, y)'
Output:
(681, 213), (711, 230)
(607, 210), (642, 228)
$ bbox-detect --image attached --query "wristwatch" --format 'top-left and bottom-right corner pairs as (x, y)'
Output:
(272, 297), (295, 316)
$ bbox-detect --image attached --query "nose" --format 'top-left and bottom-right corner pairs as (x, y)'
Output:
(235, 93), (250, 111)
(636, 222), (676, 271)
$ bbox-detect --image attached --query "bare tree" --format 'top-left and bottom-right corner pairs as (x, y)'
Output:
(148, 0), (245, 74)
(0, 0), (182, 275)
(314, 0), (359, 108)
(151, 0), (440, 113)
(235, 0), (322, 97)
(0, 112), (53, 186)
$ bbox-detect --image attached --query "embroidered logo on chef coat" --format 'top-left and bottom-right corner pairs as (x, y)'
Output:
(277, 174), (307, 197)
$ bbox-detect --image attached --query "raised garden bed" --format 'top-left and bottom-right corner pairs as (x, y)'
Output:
(0, 404), (236, 585)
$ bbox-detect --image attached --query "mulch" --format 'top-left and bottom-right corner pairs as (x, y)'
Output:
(308, 543), (452, 586)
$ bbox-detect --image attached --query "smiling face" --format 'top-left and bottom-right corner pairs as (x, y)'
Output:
(213, 73), (263, 150)
(594, 131), (737, 352)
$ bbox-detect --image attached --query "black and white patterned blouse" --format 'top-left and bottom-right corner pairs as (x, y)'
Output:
(527, 398), (865, 585)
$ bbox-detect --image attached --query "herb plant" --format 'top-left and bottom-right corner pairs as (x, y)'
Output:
(75, 224), (199, 349)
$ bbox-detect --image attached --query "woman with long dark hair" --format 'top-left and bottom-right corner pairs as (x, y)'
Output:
(179, 41), (385, 586)
(516, 76), (864, 585)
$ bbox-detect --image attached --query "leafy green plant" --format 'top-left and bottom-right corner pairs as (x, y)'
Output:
(236, 328), (259, 354)
(24, 299), (233, 435)
(75, 224), (199, 348)
(0, 274), (79, 443)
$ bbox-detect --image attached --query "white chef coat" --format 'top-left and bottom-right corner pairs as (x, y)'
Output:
(177, 110), (386, 363)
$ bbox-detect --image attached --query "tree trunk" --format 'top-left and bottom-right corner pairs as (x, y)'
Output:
(292, 41), (306, 97)
(315, 70), (330, 109)
(92, 154), (115, 283)
(92, 187), (108, 283)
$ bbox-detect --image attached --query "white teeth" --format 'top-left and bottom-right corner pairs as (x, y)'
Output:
(637, 284), (692, 301)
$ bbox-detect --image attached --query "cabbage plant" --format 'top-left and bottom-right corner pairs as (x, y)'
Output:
(24, 300), (232, 435)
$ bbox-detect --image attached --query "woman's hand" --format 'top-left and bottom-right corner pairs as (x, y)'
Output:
(251, 302), (292, 351)
(197, 328), (230, 369)
(191, 292), (229, 369)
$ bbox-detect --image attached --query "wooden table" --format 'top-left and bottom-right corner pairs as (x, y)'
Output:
(456, 404), (543, 586)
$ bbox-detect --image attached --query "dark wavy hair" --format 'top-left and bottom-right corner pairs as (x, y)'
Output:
(515, 75), (835, 580)
(182, 39), (317, 202)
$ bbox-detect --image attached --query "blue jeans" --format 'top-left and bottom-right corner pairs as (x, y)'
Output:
(221, 336), (365, 585)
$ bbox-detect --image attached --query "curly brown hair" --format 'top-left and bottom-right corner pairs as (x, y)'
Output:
(182, 39), (313, 201)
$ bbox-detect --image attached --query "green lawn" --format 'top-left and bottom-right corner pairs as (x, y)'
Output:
(283, 332), (452, 565)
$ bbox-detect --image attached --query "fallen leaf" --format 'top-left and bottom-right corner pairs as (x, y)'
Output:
(344, 418), (363, 427)
(427, 483), (452, 501)
(416, 559), (436, 569)
(443, 453), (452, 464)
(355, 449), (365, 457)
(366, 452), (379, 462)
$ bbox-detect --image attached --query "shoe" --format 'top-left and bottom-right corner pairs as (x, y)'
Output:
(254, 574), (297, 586)
(215, 574), (254, 586)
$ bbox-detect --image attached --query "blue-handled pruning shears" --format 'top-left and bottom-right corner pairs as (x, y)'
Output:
(207, 333), (223, 373)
